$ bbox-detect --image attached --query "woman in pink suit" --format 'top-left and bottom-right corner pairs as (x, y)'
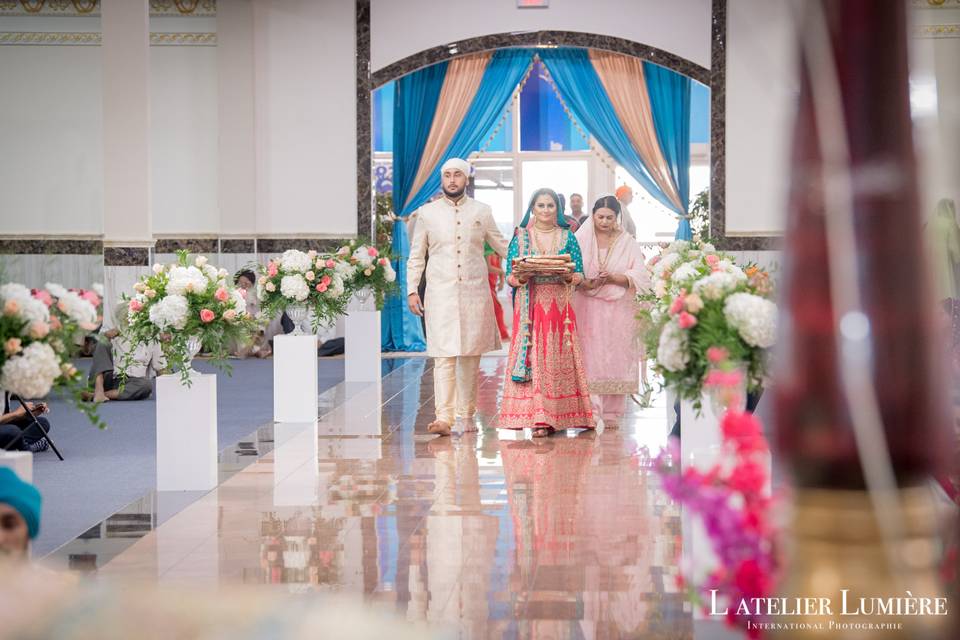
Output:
(574, 195), (650, 428)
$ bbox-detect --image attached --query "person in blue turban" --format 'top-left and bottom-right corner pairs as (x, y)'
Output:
(0, 467), (41, 560)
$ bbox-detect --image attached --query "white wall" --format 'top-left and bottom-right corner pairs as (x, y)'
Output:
(150, 45), (220, 235)
(725, 0), (797, 236)
(371, 0), (712, 72)
(253, 0), (357, 237)
(0, 45), (103, 236)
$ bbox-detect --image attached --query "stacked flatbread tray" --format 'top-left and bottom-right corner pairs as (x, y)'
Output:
(512, 254), (574, 276)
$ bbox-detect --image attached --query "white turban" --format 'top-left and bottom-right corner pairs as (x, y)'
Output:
(440, 157), (471, 177)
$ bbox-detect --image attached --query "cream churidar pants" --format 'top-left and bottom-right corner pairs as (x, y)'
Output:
(433, 356), (481, 424)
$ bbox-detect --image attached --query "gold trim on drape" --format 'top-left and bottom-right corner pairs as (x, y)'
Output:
(404, 52), (491, 209)
(589, 50), (683, 212)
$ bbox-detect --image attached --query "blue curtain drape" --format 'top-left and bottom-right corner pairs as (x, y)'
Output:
(393, 61), (448, 216)
(644, 61), (692, 240)
(403, 49), (535, 213)
(539, 48), (682, 215)
(382, 62), (446, 351)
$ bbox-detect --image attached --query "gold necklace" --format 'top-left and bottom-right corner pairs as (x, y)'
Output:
(530, 226), (560, 255)
(595, 229), (622, 271)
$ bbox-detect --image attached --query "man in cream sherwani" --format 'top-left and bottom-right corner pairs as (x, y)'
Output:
(407, 158), (509, 436)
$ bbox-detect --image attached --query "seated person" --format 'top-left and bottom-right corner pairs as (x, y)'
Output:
(232, 270), (273, 358)
(85, 325), (165, 403)
(0, 467), (41, 562)
(0, 394), (51, 454)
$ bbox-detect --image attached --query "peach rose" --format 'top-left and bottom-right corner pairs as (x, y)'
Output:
(3, 300), (19, 316)
(29, 321), (50, 339)
(223, 309), (237, 321)
(305, 271), (315, 282)
(49, 315), (62, 331)
(4, 338), (22, 357)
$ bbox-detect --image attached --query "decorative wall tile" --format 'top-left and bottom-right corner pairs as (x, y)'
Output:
(154, 238), (218, 254)
(103, 247), (150, 267)
(221, 239), (255, 253)
(0, 239), (102, 254)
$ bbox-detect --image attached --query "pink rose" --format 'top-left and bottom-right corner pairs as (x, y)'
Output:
(669, 295), (685, 316)
(367, 247), (379, 257)
(705, 254), (720, 267)
(320, 275), (332, 286)
(215, 287), (229, 302)
(326, 259), (336, 269)
(316, 283), (328, 293)
(677, 312), (697, 330)
(80, 290), (101, 307)
(29, 322), (50, 339)
(32, 290), (53, 307)
(707, 346), (729, 364)
(267, 261), (278, 277)
(379, 258), (389, 266)
(4, 338), (22, 356)
(129, 299), (143, 313)
(200, 309), (215, 323)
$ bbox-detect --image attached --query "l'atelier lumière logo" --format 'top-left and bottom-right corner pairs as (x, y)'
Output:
(708, 590), (950, 632)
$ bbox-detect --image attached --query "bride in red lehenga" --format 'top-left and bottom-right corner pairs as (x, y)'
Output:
(498, 188), (595, 438)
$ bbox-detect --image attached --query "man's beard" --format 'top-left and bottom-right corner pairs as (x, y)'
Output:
(443, 184), (465, 199)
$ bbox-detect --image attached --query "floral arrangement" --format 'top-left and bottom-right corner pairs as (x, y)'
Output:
(1, 282), (104, 428)
(654, 407), (779, 638)
(256, 249), (353, 333)
(122, 251), (257, 385)
(337, 239), (397, 310)
(637, 238), (776, 407)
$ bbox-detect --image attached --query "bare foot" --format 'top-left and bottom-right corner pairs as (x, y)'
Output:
(427, 420), (452, 437)
(461, 417), (479, 432)
(93, 392), (110, 403)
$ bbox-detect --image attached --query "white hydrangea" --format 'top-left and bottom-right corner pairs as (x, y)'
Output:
(701, 243), (717, 254)
(45, 282), (69, 299)
(280, 250), (313, 273)
(329, 274), (345, 298)
(665, 240), (690, 255)
(652, 252), (681, 278)
(724, 292), (777, 348)
(166, 266), (209, 296)
(657, 320), (689, 372)
(693, 271), (740, 301)
(280, 274), (310, 302)
(54, 290), (98, 327)
(717, 260), (748, 282)
(148, 294), (189, 330)
(0, 342), (61, 399)
(671, 262), (699, 284)
(231, 289), (247, 316)
(0, 283), (32, 302)
(1, 284), (51, 329)
(334, 259), (358, 282)
(92, 282), (104, 297)
(352, 246), (375, 268)
(201, 263), (219, 282)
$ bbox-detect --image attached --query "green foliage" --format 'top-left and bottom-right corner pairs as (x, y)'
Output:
(689, 188), (710, 239)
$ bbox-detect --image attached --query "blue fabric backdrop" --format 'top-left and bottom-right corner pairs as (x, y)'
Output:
(539, 48), (681, 216)
(644, 61), (692, 240)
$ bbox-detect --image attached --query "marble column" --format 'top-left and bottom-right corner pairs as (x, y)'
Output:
(100, 0), (152, 328)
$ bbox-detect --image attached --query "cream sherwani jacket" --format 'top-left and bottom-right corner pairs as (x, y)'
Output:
(407, 196), (509, 357)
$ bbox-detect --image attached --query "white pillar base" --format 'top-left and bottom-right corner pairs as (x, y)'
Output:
(273, 334), (319, 423)
(679, 396), (723, 472)
(156, 373), (218, 491)
(273, 421), (319, 506)
(345, 310), (381, 382)
(0, 451), (32, 482)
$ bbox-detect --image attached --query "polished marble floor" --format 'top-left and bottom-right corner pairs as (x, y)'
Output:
(45, 357), (733, 639)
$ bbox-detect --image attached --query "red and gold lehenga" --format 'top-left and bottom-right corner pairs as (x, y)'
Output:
(498, 228), (595, 431)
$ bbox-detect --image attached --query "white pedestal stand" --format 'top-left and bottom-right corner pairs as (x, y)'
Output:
(0, 451), (32, 482)
(273, 334), (319, 422)
(156, 373), (218, 491)
(345, 293), (381, 382)
(679, 397), (723, 472)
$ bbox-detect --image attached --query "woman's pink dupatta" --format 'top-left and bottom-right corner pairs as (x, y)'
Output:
(574, 216), (649, 300)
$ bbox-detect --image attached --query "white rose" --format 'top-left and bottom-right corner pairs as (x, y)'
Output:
(195, 255), (208, 267)
(384, 264), (396, 282)
(45, 282), (69, 299)
(153, 263), (164, 274)
(218, 268), (229, 279)
(693, 272), (739, 301)
(265, 282), (276, 292)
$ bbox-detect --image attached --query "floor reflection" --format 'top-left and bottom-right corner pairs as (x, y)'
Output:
(50, 357), (697, 639)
